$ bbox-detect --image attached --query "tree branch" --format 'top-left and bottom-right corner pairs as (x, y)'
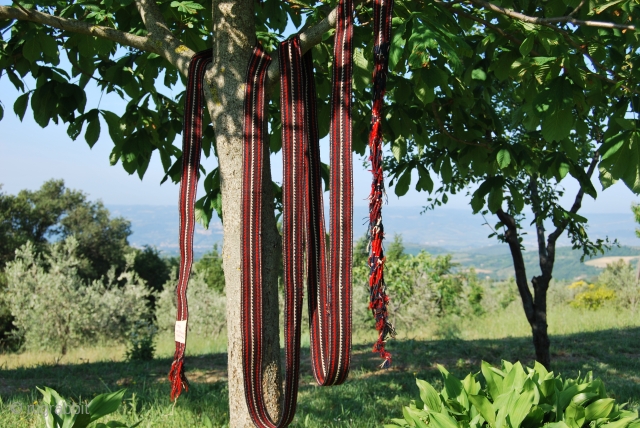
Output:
(547, 153), (600, 245)
(0, 5), (153, 52)
(528, 175), (551, 278)
(0, 4), (197, 77)
(467, 0), (636, 31)
(496, 208), (535, 324)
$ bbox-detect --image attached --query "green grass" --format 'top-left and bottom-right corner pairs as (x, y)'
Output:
(1, 306), (640, 427)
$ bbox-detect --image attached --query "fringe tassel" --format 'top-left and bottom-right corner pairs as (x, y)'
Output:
(168, 349), (189, 402)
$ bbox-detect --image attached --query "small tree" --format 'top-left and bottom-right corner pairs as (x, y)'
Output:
(5, 238), (153, 355)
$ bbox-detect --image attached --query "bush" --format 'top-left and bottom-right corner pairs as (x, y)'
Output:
(568, 280), (616, 310)
(4, 238), (154, 354)
(125, 319), (157, 361)
(597, 260), (640, 311)
(155, 269), (226, 339)
(387, 360), (640, 428)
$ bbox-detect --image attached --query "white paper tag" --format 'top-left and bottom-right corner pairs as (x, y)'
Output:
(175, 320), (187, 343)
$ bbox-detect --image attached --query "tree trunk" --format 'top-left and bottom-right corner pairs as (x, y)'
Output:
(531, 276), (551, 369)
(205, 1), (282, 425)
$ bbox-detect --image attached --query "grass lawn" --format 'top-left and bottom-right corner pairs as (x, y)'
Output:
(1, 305), (639, 427)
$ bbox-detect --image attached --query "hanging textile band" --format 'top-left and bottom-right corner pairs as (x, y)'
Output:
(367, 0), (395, 368)
(168, 48), (213, 402)
(241, 0), (353, 424)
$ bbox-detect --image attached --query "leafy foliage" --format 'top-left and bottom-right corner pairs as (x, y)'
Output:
(155, 268), (226, 339)
(387, 360), (640, 428)
(0, 179), (131, 281)
(193, 243), (225, 293)
(38, 386), (140, 428)
(568, 280), (616, 310)
(4, 238), (154, 354)
(353, 235), (484, 332)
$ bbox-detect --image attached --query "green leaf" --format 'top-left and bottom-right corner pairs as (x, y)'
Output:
(202, 413), (213, 428)
(22, 37), (40, 63)
(487, 185), (503, 214)
(395, 167), (412, 197)
(416, 379), (442, 413)
(415, 78), (435, 105)
(519, 35), (535, 57)
(416, 164), (434, 193)
(541, 107), (573, 143)
(605, 417), (637, 428)
(584, 398), (615, 421)
(497, 149), (511, 169)
(508, 184), (524, 213)
(469, 394), (496, 425)
(438, 364), (469, 411)
(440, 158), (453, 184)
(565, 402), (586, 428)
(88, 389), (126, 423)
(392, 137), (407, 162)
(509, 379), (536, 428)
(428, 411), (459, 428)
(471, 69), (487, 81)
(85, 115), (101, 148)
(13, 92), (29, 121)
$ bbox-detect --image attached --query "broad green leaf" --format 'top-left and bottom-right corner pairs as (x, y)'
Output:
(497, 149), (511, 169)
(584, 398), (615, 421)
(13, 92), (29, 121)
(509, 380), (536, 428)
(565, 402), (586, 428)
(85, 115), (101, 148)
(392, 137), (407, 162)
(463, 373), (481, 396)
(22, 37), (40, 63)
(440, 158), (453, 184)
(416, 164), (434, 193)
(482, 361), (504, 399)
(519, 35), (535, 57)
(416, 379), (442, 413)
(395, 167), (412, 197)
(88, 389), (126, 423)
(605, 417), (637, 428)
(541, 107), (573, 143)
(438, 365), (469, 411)
(487, 185), (503, 214)
(404, 407), (429, 428)
(428, 411), (459, 428)
(415, 78), (435, 105)
(469, 394), (496, 425)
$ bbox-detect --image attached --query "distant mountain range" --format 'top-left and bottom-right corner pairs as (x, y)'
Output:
(108, 204), (640, 280)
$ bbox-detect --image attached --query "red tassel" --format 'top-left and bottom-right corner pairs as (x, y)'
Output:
(168, 355), (189, 402)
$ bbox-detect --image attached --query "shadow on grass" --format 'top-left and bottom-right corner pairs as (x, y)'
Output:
(1, 327), (639, 427)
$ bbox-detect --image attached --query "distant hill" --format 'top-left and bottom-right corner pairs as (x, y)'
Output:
(107, 204), (640, 279)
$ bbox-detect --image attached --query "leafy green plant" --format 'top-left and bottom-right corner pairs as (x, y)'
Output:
(386, 360), (640, 428)
(568, 281), (616, 310)
(37, 386), (140, 428)
(125, 319), (157, 361)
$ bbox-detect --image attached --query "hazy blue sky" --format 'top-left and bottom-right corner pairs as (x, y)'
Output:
(1, 55), (638, 215)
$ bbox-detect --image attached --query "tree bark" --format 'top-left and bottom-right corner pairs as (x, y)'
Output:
(204, 1), (282, 425)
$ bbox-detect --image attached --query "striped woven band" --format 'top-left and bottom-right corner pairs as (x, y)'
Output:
(241, 0), (354, 425)
(168, 48), (213, 402)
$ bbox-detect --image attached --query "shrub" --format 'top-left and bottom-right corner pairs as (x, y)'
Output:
(569, 280), (616, 310)
(5, 238), (154, 354)
(386, 360), (640, 428)
(597, 260), (640, 311)
(125, 319), (157, 361)
(155, 269), (226, 338)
